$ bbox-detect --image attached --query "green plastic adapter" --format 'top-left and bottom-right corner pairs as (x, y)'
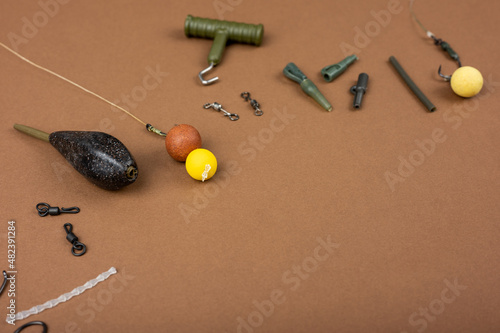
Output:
(184, 15), (264, 85)
(283, 63), (333, 112)
(321, 54), (358, 82)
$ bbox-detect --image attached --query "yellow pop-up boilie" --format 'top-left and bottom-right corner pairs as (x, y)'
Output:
(450, 66), (483, 98)
(185, 149), (217, 181)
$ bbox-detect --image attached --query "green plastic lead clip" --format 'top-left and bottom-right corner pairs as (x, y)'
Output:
(321, 54), (358, 82)
(283, 63), (333, 112)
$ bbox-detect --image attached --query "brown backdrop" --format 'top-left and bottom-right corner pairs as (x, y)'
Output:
(1, 0), (499, 332)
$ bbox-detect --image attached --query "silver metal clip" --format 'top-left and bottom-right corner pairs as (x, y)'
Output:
(203, 102), (239, 121)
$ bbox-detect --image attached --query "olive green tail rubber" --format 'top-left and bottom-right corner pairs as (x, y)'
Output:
(14, 124), (50, 142)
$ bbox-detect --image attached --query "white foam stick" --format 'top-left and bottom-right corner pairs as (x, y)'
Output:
(7, 267), (117, 322)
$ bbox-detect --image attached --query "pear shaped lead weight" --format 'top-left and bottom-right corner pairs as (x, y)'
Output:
(14, 124), (138, 190)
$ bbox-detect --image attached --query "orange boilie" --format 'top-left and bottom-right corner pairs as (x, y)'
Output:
(165, 124), (202, 162)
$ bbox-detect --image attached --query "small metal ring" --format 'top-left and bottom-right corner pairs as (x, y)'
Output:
(13, 321), (48, 333)
(241, 92), (250, 101)
(203, 103), (212, 109)
(72, 242), (87, 257)
(126, 166), (138, 180)
(229, 114), (239, 121)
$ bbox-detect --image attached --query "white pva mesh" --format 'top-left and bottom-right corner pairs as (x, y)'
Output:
(7, 267), (117, 322)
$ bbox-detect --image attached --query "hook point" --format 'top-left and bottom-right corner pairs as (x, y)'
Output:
(438, 65), (452, 81)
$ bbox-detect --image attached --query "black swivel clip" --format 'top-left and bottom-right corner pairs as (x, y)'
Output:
(37, 202), (80, 217)
(64, 223), (87, 256)
(241, 92), (263, 116)
(350, 73), (369, 109)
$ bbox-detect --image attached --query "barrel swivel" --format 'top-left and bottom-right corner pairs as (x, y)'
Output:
(241, 92), (263, 116)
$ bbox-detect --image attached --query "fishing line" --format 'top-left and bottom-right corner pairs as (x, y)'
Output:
(409, 0), (462, 73)
(409, 0), (483, 97)
(409, 0), (434, 38)
(0, 42), (166, 136)
(3, 41), (219, 183)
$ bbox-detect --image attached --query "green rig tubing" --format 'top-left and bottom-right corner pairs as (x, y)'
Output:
(389, 56), (436, 112)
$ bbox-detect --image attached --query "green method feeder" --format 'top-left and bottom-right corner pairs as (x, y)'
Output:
(184, 15), (264, 85)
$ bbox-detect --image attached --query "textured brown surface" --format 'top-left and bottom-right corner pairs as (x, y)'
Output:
(166, 124), (203, 161)
(0, 0), (499, 332)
